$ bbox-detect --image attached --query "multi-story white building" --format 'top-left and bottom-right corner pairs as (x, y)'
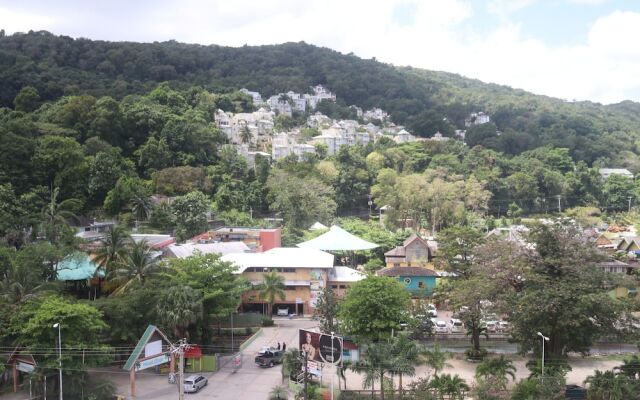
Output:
(239, 88), (264, 105)
(363, 108), (389, 122)
(272, 133), (316, 161)
(465, 112), (490, 127)
(266, 96), (293, 116)
(307, 112), (332, 128)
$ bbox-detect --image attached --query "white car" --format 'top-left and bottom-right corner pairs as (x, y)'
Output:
(497, 321), (510, 332)
(485, 320), (498, 333)
(276, 308), (289, 316)
(450, 318), (464, 333)
(427, 304), (438, 317)
(258, 346), (276, 355)
(184, 374), (207, 393)
(434, 320), (449, 334)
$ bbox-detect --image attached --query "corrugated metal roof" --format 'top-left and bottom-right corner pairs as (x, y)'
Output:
(56, 253), (104, 281)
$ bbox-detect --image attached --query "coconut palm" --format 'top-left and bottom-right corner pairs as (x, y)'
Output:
(429, 373), (469, 400)
(423, 344), (451, 377)
(109, 240), (162, 295)
(584, 369), (636, 400)
(240, 125), (253, 145)
(258, 271), (286, 315)
(156, 285), (202, 339)
(94, 225), (131, 277)
(131, 193), (152, 229)
(41, 187), (81, 241)
(389, 334), (421, 398)
(0, 262), (48, 304)
(475, 355), (516, 390)
(355, 341), (391, 400)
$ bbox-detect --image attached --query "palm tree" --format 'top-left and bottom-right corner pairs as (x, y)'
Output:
(0, 263), (49, 304)
(94, 225), (131, 277)
(423, 344), (451, 377)
(131, 193), (152, 230)
(269, 384), (288, 400)
(109, 240), (162, 295)
(355, 341), (391, 400)
(475, 355), (516, 390)
(240, 125), (253, 145)
(258, 271), (285, 316)
(429, 374), (469, 400)
(615, 355), (640, 380)
(41, 187), (81, 241)
(156, 285), (202, 339)
(585, 369), (636, 400)
(389, 334), (421, 398)
(281, 349), (303, 383)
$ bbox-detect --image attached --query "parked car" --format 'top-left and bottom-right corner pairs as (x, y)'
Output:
(497, 321), (510, 332)
(184, 375), (207, 393)
(434, 320), (449, 334)
(450, 318), (464, 333)
(485, 320), (498, 333)
(258, 346), (276, 355)
(427, 304), (438, 317)
(276, 308), (289, 316)
(255, 349), (284, 367)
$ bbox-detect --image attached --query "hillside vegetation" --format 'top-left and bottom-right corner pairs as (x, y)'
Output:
(1, 30), (639, 165)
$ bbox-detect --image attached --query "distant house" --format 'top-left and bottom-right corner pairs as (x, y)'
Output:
(384, 234), (433, 269)
(377, 265), (438, 297)
(131, 234), (175, 249)
(192, 227), (282, 252)
(74, 220), (116, 241)
(599, 168), (634, 180)
(327, 266), (366, 298)
(164, 242), (250, 259)
(486, 225), (531, 246)
(595, 232), (621, 249)
(616, 236), (640, 253)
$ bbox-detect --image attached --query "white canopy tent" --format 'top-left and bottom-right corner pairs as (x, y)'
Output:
(297, 225), (379, 251)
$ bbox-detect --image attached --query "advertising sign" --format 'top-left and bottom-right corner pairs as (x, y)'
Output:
(307, 360), (322, 376)
(144, 340), (162, 358)
(136, 354), (169, 371)
(299, 329), (342, 365)
(16, 362), (35, 373)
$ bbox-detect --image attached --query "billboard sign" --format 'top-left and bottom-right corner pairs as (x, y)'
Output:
(299, 329), (342, 365)
(136, 354), (169, 371)
(16, 362), (35, 373)
(307, 360), (322, 376)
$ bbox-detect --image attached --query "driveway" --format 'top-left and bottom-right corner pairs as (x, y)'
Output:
(108, 317), (315, 400)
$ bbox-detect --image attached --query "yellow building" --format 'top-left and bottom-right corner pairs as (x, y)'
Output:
(222, 248), (334, 316)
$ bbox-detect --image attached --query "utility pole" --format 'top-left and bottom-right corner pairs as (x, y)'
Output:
(302, 351), (308, 400)
(172, 339), (187, 400)
(556, 195), (562, 213)
(330, 332), (335, 400)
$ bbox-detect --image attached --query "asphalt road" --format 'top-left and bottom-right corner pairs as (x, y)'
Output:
(107, 317), (315, 400)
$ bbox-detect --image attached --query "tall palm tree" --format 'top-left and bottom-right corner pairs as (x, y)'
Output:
(389, 334), (421, 399)
(41, 187), (81, 242)
(109, 240), (162, 296)
(475, 355), (516, 390)
(281, 349), (303, 383)
(131, 193), (152, 230)
(258, 271), (286, 316)
(355, 341), (391, 400)
(94, 225), (131, 277)
(0, 263), (48, 304)
(423, 344), (451, 377)
(240, 125), (253, 145)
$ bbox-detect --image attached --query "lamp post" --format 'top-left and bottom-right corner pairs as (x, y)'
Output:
(537, 332), (550, 381)
(53, 323), (63, 400)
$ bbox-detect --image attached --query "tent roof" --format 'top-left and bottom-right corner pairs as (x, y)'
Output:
(297, 225), (379, 251)
(309, 221), (328, 231)
(56, 253), (103, 281)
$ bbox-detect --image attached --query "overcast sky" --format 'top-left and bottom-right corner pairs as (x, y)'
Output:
(1, 0), (639, 104)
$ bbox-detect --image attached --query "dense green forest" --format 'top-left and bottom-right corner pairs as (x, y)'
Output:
(1, 30), (640, 246)
(1, 30), (640, 164)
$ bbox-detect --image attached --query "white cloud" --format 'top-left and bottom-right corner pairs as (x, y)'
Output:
(1, 1), (639, 103)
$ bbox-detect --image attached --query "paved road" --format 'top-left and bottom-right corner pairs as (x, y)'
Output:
(108, 317), (316, 400)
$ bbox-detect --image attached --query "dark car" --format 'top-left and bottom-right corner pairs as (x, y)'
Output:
(255, 349), (284, 367)
(565, 384), (587, 399)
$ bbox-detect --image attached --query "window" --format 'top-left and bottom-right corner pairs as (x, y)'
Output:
(331, 285), (338, 289)
(339, 285), (346, 289)
(418, 281), (424, 289)
(403, 277), (412, 285)
(284, 286), (296, 291)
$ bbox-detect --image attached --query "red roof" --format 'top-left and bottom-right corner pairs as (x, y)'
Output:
(184, 344), (202, 359)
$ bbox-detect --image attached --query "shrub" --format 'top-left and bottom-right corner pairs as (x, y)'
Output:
(262, 317), (275, 327)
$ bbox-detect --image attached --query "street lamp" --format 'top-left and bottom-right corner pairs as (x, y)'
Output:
(537, 332), (549, 381)
(53, 323), (63, 400)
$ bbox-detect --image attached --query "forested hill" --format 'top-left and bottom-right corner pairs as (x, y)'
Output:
(1, 30), (640, 164)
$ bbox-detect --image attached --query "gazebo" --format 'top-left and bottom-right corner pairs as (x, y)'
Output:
(297, 225), (378, 266)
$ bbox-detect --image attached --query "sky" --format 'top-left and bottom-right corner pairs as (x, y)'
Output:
(1, 0), (639, 104)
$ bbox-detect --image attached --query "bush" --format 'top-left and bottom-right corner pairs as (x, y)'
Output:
(465, 347), (488, 361)
(262, 317), (275, 327)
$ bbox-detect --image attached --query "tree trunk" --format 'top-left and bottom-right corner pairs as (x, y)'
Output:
(380, 370), (385, 400)
(398, 373), (403, 399)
